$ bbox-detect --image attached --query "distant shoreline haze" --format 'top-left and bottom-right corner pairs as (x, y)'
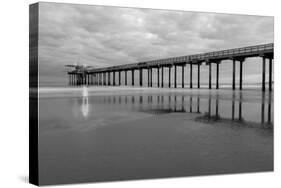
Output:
(39, 82), (274, 89)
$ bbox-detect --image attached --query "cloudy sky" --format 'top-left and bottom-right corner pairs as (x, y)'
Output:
(38, 2), (273, 87)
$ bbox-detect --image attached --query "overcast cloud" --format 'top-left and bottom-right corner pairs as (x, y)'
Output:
(38, 2), (273, 86)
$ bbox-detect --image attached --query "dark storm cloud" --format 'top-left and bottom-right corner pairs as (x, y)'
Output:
(38, 2), (273, 85)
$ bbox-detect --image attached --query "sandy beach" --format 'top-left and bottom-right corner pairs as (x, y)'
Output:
(38, 86), (273, 185)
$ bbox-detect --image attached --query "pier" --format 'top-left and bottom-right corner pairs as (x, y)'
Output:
(67, 43), (274, 91)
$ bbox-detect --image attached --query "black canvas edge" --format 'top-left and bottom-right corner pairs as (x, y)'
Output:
(29, 2), (39, 186)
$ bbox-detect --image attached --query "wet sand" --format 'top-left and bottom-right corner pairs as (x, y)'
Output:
(38, 86), (273, 185)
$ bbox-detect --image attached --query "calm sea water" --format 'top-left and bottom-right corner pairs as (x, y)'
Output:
(38, 87), (273, 185)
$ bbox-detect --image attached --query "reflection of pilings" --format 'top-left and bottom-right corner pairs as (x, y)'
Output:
(208, 97), (211, 117)
(118, 96), (121, 104)
(113, 95), (116, 104)
(261, 92), (265, 123)
(157, 95), (160, 105)
(268, 93), (272, 123)
(140, 96), (143, 104)
(190, 96), (193, 113)
(215, 97), (219, 118)
(239, 92), (242, 121)
(168, 95), (171, 109)
(181, 95), (185, 111)
(232, 100), (235, 120)
(132, 95), (135, 104)
(174, 95), (177, 111)
(197, 97), (200, 113)
(125, 95), (127, 104)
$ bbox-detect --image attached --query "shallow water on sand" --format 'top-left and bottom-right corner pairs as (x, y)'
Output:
(38, 87), (273, 185)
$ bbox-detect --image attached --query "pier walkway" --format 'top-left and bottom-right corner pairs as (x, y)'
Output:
(67, 43), (274, 91)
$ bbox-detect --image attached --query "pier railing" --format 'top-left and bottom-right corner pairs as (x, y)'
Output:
(67, 43), (274, 91)
(86, 43), (273, 72)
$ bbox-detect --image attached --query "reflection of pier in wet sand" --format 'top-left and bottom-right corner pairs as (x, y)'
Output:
(38, 88), (273, 185)
(84, 90), (273, 128)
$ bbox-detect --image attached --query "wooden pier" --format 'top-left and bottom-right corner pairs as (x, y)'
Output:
(67, 43), (274, 91)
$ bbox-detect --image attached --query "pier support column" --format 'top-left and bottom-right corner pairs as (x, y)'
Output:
(262, 57), (266, 92)
(113, 71), (116, 86)
(269, 58), (273, 91)
(125, 71), (127, 86)
(161, 66), (164, 87)
(239, 60), (243, 90)
(88, 74), (90, 85)
(132, 69), (135, 86)
(100, 73), (102, 85)
(216, 62), (219, 89)
(168, 66), (171, 88)
(182, 65), (185, 88)
(139, 69), (143, 86)
(89, 74), (91, 85)
(157, 67), (160, 87)
(198, 64), (200, 88)
(118, 71), (121, 85)
(85, 74), (87, 85)
(107, 72), (111, 85)
(104, 73), (107, 85)
(147, 69), (150, 87)
(174, 65), (177, 88)
(190, 63), (193, 88)
(209, 63), (212, 89)
(232, 59), (236, 90)
(150, 68), (153, 87)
